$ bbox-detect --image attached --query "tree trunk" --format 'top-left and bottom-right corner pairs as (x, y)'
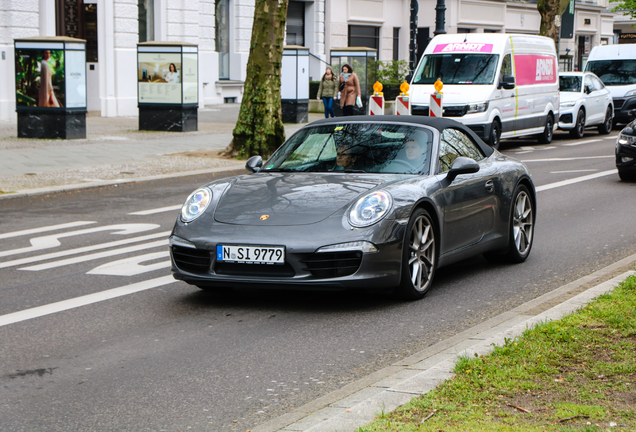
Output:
(537, 0), (571, 46)
(228, 0), (289, 159)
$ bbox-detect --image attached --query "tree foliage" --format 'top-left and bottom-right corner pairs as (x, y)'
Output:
(610, 0), (636, 21)
(537, 0), (571, 46)
(228, 0), (289, 159)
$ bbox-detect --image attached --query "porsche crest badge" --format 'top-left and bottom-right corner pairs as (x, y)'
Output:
(260, 215), (270, 221)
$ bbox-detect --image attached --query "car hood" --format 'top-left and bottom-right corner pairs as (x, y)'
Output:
(213, 173), (400, 226)
(559, 92), (580, 103)
(605, 84), (636, 99)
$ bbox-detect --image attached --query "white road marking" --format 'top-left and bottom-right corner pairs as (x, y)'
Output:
(520, 155), (614, 163)
(0, 224), (160, 258)
(536, 169), (617, 192)
(19, 239), (168, 271)
(514, 151), (533, 155)
(0, 275), (177, 327)
(87, 252), (171, 276)
(129, 205), (182, 216)
(563, 139), (602, 146)
(0, 231), (170, 269)
(605, 136), (618, 140)
(550, 169), (599, 174)
(0, 221), (96, 240)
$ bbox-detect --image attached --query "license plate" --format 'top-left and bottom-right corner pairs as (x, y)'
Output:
(216, 245), (285, 265)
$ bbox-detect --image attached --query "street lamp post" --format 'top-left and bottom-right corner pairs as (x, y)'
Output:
(434, 0), (446, 36)
(409, 0), (419, 78)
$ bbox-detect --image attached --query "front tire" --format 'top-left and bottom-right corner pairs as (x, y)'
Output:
(598, 106), (613, 135)
(569, 109), (585, 139)
(618, 169), (636, 182)
(537, 114), (554, 144)
(394, 208), (437, 300)
(488, 120), (501, 149)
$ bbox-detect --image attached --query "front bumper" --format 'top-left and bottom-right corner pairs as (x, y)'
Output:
(612, 97), (636, 124)
(169, 215), (406, 291)
(558, 106), (576, 130)
(616, 140), (636, 173)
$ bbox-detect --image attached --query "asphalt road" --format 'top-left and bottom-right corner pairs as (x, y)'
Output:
(0, 129), (634, 432)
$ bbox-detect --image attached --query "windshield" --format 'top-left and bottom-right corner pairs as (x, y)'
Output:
(413, 53), (499, 85)
(263, 123), (433, 175)
(559, 76), (581, 92)
(585, 60), (636, 86)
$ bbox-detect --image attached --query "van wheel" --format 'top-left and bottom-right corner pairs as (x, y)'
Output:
(598, 106), (613, 135)
(537, 115), (554, 144)
(488, 120), (501, 149)
(569, 109), (585, 139)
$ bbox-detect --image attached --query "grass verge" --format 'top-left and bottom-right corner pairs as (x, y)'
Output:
(359, 275), (636, 431)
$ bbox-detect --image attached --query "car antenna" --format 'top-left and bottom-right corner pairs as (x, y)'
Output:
(464, 34), (468, 43)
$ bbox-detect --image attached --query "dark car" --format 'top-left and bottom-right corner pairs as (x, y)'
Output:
(169, 116), (536, 300)
(616, 118), (636, 181)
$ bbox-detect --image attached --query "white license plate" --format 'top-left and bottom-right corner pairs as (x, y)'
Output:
(216, 245), (285, 265)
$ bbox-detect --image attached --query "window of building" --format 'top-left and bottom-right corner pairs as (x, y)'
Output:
(457, 28), (473, 33)
(216, 0), (230, 79)
(393, 28), (400, 61)
(416, 27), (430, 65)
(348, 25), (380, 49)
(287, 1), (305, 46)
(484, 29), (500, 33)
(139, 0), (154, 42)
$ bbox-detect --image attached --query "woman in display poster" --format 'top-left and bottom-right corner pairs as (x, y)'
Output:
(38, 50), (62, 107)
(166, 63), (180, 84)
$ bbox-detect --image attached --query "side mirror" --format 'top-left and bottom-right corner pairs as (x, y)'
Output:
(584, 86), (593, 94)
(500, 74), (515, 90)
(245, 155), (263, 173)
(446, 157), (480, 182)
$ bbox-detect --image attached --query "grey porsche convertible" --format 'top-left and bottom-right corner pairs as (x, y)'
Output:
(169, 115), (535, 300)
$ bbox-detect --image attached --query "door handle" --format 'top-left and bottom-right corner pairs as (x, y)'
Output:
(485, 180), (495, 193)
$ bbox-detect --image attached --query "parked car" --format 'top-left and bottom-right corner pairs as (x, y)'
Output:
(169, 116), (536, 300)
(558, 71), (613, 138)
(615, 117), (636, 181)
(585, 44), (636, 125)
(410, 33), (559, 148)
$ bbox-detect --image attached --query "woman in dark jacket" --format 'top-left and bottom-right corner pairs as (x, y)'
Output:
(339, 64), (361, 116)
(316, 67), (338, 118)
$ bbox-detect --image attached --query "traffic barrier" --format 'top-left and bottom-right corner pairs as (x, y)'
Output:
(395, 95), (410, 115)
(429, 93), (443, 117)
(369, 95), (385, 115)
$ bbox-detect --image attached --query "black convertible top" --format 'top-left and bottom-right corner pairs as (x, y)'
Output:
(307, 115), (495, 157)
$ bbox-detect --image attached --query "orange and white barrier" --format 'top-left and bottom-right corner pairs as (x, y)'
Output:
(395, 95), (410, 115)
(429, 93), (443, 117)
(369, 94), (385, 115)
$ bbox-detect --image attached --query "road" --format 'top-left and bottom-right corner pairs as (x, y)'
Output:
(0, 130), (634, 432)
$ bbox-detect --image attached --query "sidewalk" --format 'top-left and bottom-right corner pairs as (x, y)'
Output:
(0, 105), (324, 198)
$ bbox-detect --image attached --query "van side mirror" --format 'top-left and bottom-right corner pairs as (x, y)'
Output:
(446, 157), (480, 182)
(500, 75), (515, 90)
(245, 155), (263, 173)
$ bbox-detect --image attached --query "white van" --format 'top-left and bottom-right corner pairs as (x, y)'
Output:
(410, 33), (559, 148)
(585, 44), (636, 124)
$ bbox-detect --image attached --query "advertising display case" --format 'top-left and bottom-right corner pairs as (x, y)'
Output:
(14, 37), (87, 139)
(281, 46), (309, 123)
(137, 42), (199, 132)
(329, 48), (378, 116)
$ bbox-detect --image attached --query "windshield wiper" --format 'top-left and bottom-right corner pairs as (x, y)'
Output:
(343, 169), (367, 173)
(262, 168), (296, 172)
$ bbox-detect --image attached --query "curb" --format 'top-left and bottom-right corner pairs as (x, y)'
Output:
(252, 253), (636, 432)
(0, 163), (247, 201)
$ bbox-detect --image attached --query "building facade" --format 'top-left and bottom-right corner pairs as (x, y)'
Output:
(0, 0), (630, 122)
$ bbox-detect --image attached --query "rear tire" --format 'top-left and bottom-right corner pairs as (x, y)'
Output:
(394, 208), (437, 300)
(537, 114), (554, 144)
(598, 106), (613, 135)
(569, 109), (585, 139)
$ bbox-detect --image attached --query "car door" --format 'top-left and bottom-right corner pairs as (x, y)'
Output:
(592, 75), (612, 121)
(584, 74), (603, 123)
(436, 128), (498, 253)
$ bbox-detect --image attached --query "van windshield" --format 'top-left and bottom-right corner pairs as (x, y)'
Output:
(585, 60), (636, 86)
(413, 54), (499, 85)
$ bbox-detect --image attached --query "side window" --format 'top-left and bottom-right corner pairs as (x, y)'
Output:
(499, 54), (512, 81)
(438, 128), (485, 172)
(592, 76), (604, 91)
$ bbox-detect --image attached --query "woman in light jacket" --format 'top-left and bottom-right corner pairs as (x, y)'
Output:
(339, 64), (361, 116)
(316, 67), (338, 118)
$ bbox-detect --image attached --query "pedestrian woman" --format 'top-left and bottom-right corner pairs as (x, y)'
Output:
(316, 67), (338, 118)
(339, 64), (361, 116)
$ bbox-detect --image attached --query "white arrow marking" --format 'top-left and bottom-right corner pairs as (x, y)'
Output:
(0, 221), (96, 240)
(563, 139), (602, 147)
(0, 224), (160, 258)
(0, 275), (177, 328)
(87, 251), (171, 276)
(19, 239), (168, 271)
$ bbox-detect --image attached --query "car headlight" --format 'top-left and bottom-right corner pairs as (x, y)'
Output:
(560, 101), (576, 107)
(181, 187), (212, 223)
(348, 191), (392, 228)
(618, 133), (636, 146)
(465, 102), (488, 114)
(625, 89), (636, 98)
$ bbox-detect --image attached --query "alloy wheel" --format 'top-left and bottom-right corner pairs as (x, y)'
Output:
(408, 215), (436, 292)
(513, 191), (533, 255)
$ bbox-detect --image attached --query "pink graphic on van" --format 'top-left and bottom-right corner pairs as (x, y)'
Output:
(514, 55), (556, 85)
(433, 43), (494, 53)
